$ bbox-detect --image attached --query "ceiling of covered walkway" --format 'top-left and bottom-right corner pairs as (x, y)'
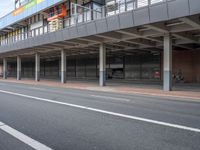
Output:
(0, 14), (200, 59)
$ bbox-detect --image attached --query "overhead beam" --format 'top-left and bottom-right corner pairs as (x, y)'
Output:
(116, 29), (163, 43)
(126, 39), (156, 47)
(146, 23), (200, 44)
(115, 30), (141, 38)
(77, 38), (100, 43)
(95, 34), (120, 41)
(180, 17), (200, 29)
(173, 32), (199, 43)
(145, 24), (169, 33)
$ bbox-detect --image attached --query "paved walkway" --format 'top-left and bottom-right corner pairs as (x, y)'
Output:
(0, 78), (200, 101)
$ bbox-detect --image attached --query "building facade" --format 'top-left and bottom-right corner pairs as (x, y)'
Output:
(0, 0), (200, 91)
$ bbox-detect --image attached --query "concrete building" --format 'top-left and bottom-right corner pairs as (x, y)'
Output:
(0, 0), (200, 91)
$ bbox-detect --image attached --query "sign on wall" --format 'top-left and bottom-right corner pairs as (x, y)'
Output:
(13, 0), (44, 16)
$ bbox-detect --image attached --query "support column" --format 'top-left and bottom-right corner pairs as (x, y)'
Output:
(163, 34), (172, 91)
(35, 53), (40, 81)
(61, 49), (66, 83)
(99, 43), (106, 86)
(17, 56), (21, 80)
(3, 58), (7, 79)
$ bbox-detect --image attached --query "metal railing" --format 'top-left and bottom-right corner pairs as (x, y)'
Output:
(0, 0), (166, 46)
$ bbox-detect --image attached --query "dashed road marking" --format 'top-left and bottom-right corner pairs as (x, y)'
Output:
(28, 87), (46, 90)
(90, 95), (130, 102)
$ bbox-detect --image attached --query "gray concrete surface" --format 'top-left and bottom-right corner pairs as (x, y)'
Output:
(0, 81), (199, 150)
(0, 130), (34, 150)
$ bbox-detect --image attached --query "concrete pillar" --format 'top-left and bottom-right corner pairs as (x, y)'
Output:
(61, 49), (66, 83)
(35, 53), (40, 81)
(163, 34), (172, 91)
(3, 58), (7, 79)
(17, 56), (21, 80)
(99, 43), (106, 86)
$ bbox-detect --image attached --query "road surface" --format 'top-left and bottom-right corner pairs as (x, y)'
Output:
(0, 81), (199, 150)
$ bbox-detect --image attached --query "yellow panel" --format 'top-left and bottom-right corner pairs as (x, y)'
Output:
(37, 0), (44, 4)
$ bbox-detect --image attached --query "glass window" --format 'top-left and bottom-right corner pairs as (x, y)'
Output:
(44, 26), (48, 33)
(126, 0), (134, 11)
(118, 0), (125, 13)
(70, 16), (76, 25)
(93, 3), (101, 19)
(77, 9), (83, 23)
(151, 0), (163, 5)
(31, 30), (35, 37)
(84, 10), (91, 22)
(106, 0), (117, 16)
(35, 28), (39, 36)
(137, 0), (148, 8)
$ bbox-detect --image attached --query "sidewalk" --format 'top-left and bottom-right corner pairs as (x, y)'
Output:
(0, 78), (200, 101)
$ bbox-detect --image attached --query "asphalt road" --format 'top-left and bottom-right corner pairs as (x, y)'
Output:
(0, 81), (199, 150)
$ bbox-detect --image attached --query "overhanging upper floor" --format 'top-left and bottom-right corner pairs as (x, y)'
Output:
(0, 0), (200, 56)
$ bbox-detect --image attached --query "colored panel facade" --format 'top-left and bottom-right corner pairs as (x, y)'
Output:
(0, 0), (63, 30)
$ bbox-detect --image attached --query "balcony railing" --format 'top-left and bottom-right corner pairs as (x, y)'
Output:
(0, 0), (166, 46)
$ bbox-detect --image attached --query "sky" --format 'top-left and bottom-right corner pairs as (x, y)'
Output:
(0, 0), (15, 18)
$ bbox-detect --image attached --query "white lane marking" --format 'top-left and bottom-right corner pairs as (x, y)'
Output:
(28, 87), (46, 91)
(0, 122), (4, 126)
(0, 89), (200, 133)
(0, 121), (53, 150)
(90, 95), (130, 102)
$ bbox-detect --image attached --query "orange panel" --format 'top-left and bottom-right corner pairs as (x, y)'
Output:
(13, 7), (24, 16)
(47, 4), (67, 21)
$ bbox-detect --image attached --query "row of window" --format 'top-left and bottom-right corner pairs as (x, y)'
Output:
(106, 0), (164, 15)
(0, 25), (50, 46)
(0, 27), (28, 45)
